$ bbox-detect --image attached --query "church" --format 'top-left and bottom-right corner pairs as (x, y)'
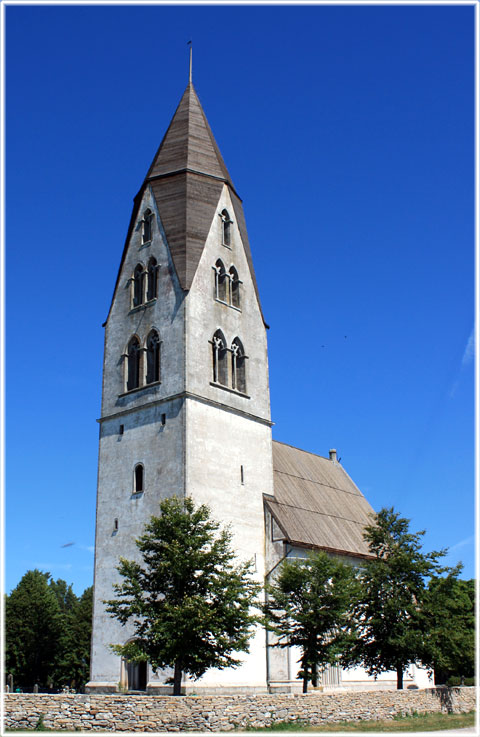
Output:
(86, 79), (432, 694)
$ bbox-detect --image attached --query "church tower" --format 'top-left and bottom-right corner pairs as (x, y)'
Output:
(87, 82), (273, 693)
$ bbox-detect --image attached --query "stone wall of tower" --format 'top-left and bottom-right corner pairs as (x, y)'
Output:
(89, 187), (187, 688)
(182, 185), (274, 689)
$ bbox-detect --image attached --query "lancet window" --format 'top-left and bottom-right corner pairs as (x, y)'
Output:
(126, 337), (141, 391)
(146, 257), (158, 301)
(212, 330), (228, 386)
(132, 264), (145, 308)
(221, 209), (232, 246)
(229, 266), (240, 309)
(214, 259), (228, 302)
(142, 209), (153, 244)
(231, 338), (246, 393)
(146, 330), (161, 385)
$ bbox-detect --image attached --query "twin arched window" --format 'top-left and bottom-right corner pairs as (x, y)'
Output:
(125, 330), (161, 392)
(132, 258), (158, 308)
(214, 260), (241, 308)
(212, 331), (247, 393)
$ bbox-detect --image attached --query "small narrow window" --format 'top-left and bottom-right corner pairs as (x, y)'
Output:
(221, 209), (232, 246)
(161, 413), (166, 426)
(231, 338), (246, 393)
(114, 518), (119, 531)
(229, 266), (240, 308)
(127, 337), (141, 391)
(214, 259), (228, 302)
(142, 209), (153, 244)
(146, 330), (160, 384)
(240, 465), (244, 484)
(212, 330), (228, 386)
(146, 257), (158, 301)
(119, 424), (124, 435)
(132, 264), (145, 307)
(134, 464), (144, 493)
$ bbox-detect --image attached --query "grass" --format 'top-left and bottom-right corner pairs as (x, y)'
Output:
(240, 709), (476, 732)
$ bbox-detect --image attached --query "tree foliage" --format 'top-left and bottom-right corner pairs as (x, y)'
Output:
(5, 570), (93, 692)
(105, 496), (261, 695)
(422, 574), (474, 683)
(343, 507), (449, 689)
(264, 551), (358, 693)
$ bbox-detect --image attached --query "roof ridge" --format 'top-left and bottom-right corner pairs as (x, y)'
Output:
(272, 439), (330, 461)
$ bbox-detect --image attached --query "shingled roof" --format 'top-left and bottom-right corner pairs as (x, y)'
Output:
(266, 441), (376, 559)
(105, 83), (264, 324)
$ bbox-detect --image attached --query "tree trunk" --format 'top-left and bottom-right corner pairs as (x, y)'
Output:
(302, 672), (308, 693)
(173, 661), (182, 696)
(396, 663), (404, 690)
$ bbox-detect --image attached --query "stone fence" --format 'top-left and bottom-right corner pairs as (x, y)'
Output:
(4, 687), (475, 732)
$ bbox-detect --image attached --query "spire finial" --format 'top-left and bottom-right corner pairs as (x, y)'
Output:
(187, 41), (192, 83)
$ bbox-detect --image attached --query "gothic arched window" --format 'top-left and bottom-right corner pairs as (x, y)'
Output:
(142, 209), (153, 244)
(134, 464), (144, 493)
(229, 266), (240, 308)
(221, 209), (232, 246)
(146, 330), (161, 385)
(212, 330), (228, 386)
(214, 259), (228, 302)
(132, 264), (145, 307)
(231, 337), (246, 393)
(127, 336), (141, 391)
(146, 257), (158, 301)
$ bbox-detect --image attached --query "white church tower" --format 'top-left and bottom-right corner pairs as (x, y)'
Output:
(87, 81), (273, 693)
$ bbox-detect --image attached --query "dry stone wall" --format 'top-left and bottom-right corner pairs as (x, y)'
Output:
(4, 688), (475, 732)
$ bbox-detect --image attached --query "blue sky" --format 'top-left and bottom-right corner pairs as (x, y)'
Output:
(6, 4), (475, 594)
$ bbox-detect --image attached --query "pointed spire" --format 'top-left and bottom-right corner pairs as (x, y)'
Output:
(145, 83), (234, 187)
(105, 82), (265, 326)
(188, 41), (192, 84)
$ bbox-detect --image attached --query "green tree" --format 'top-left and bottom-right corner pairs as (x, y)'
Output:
(344, 507), (448, 689)
(6, 572), (93, 692)
(105, 496), (261, 695)
(264, 552), (358, 693)
(423, 574), (474, 683)
(5, 570), (63, 690)
(54, 585), (94, 691)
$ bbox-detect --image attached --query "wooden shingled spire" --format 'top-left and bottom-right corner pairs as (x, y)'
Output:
(106, 82), (265, 325)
